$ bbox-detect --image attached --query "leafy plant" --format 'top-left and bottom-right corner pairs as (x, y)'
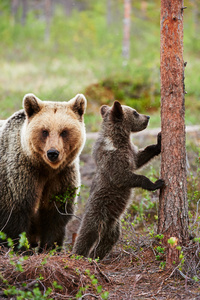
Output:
(51, 186), (80, 206)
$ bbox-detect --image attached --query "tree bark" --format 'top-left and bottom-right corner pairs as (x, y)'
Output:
(11, 0), (19, 20)
(20, 0), (28, 26)
(44, 0), (52, 42)
(191, 0), (200, 38)
(107, 0), (112, 25)
(62, 0), (74, 16)
(122, 0), (131, 60)
(158, 0), (189, 266)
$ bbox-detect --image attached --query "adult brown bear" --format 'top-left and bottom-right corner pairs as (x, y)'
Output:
(0, 93), (87, 252)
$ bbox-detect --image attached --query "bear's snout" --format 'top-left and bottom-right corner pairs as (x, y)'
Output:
(47, 148), (60, 162)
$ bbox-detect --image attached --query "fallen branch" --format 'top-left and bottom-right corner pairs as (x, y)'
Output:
(92, 260), (110, 283)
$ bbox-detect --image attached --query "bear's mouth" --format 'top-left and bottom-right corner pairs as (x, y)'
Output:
(142, 116), (150, 129)
(45, 157), (62, 169)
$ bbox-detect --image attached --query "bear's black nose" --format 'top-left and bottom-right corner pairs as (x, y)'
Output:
(47, 149), (60, 162)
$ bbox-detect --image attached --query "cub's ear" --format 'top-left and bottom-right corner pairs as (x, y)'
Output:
(23, 93), (43, 118)
(111, 101), (123, 122)
(100, 105), (109, 118)
(69, 94), (87, 119)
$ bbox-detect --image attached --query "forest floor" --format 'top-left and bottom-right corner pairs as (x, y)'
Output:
(0, 126), (200, 299)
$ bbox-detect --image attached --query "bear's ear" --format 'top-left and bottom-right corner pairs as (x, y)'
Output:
(23, 94), (43, 118)
(100, 105), (109, 118)
(68, 94), (87, 119)
(110, 101), (123, 122)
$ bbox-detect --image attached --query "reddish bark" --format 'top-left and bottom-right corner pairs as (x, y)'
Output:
(158, 0), (189, 266)
(21, 0), (28, 26)
(44, 0), (52, 42)
(122, 0), (131, 59)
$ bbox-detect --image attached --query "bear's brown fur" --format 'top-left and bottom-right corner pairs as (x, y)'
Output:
(0, 93), (87, 252)
(72, 101), (164, 259)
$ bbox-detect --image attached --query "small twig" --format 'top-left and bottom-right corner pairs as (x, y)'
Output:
(78, 293), (99, 299)
(92, 222), (103, 259)
(0, 205), (14, 232)
(93, 260), (110, 283)
(53, 293), (75, 299)
(191, 199), (200, 231)
(150, 245), (157, 257)
(154, 263), (181, 296)
(24, 280), (38, 289)
(133, 274), (142, 290)
(122, 249), (142, 263)
(134, 291), (153, 297)
(53, 202), (81, 221)
(177, 269), (197, 283)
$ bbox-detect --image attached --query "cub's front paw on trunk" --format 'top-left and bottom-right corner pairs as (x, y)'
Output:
(157, 132), (161, 153)
(154, 179), (165, 190)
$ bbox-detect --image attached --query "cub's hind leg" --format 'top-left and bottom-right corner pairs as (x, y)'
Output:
(90, 221), (121, 260)
(72, 221), (99, 258)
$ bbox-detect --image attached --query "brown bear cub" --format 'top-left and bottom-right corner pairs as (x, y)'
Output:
(0, 93), (87, 252)
(72, 101), (164, 260)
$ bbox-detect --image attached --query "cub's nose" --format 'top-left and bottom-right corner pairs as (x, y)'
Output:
(47, 149), (60, 162)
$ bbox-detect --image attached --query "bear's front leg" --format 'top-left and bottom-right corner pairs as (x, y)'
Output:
(37, 204), (74, 252)
(135, 132), (161, 169)
(0, 206), (33, 251)
(134, 174), (164, 191)
(124, 172), (164, 191)
(37, 190), (76, 252)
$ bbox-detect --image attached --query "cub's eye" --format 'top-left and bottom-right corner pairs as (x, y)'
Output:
(133, 111), (139, 117)
(42, 130), (49, 138)
(60, 130), (68, 138)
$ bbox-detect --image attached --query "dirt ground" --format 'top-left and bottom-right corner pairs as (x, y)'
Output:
(0, 126), (200, 299)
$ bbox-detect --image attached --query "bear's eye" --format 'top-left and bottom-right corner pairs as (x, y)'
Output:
(60, 130), (68, 138)
(42, 130), (49, 138)
(133, 111), (139, 117)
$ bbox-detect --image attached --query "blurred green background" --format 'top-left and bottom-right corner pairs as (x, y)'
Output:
(0, 0), (199, 131)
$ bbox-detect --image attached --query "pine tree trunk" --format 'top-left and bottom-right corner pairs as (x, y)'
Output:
(122, 0), (131, 60)
(63, 0), (74, 16)
(158, 0), (189, 266)
(107, 0), (112, 25)
(11, 0), (19, 20)
(21, 0), (28, 26)
(44, 0), (51, 42)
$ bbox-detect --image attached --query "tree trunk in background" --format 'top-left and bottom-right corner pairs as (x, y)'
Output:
(45, 0), (52, 42)
(158, 0), (189, 266)
(107, 0), (121, 28)
(21, 0), (28, 26)
(62, 0), (74, 16)
(122, 0), (131, 60)
(191, 0), (200, 37)
(11, 0), (19, 20)
(107, 0), (112, 25)
(141, 1), (147, 19)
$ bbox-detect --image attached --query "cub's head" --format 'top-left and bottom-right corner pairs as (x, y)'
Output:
(22, 93), (87, 169)
(100, 101), (150, 133)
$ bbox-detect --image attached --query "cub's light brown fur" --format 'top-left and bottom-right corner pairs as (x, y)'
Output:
(0, 93), (87, 252)
(73, 101), (164, 260)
